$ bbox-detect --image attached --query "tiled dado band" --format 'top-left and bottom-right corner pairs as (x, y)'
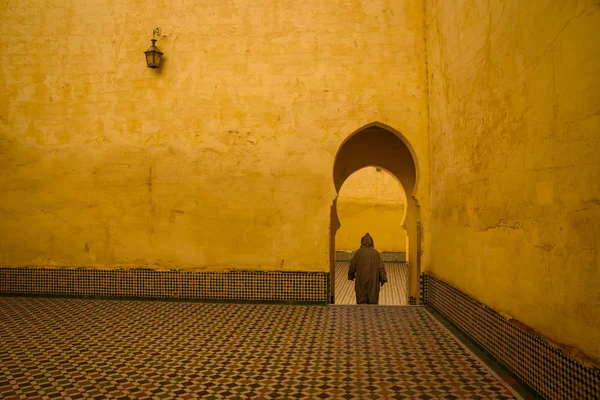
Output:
(335, 251), (406, 263)
(0, 267), (330, 303)
(422, 273), (600, 400)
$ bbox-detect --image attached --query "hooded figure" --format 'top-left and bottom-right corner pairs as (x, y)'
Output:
(348, 233), (388, 304)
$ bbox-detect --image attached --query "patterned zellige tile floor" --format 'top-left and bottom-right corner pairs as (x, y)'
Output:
(335, 262), (408, 305)
(0, 297), (524, 399)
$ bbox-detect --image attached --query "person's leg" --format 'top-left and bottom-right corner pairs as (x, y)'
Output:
(368, 290), (380, 305)
(356, 293), (368, 304)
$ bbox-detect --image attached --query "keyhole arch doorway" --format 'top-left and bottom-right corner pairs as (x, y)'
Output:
(330, 122), (420, 305)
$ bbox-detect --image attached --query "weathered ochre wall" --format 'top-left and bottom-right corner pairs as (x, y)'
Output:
(335, 167), (406, 252)
(0, 1), (430, 272)
(426, 0), (600, 361)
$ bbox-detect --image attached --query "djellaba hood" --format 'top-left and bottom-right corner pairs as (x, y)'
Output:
(360, 233), (374, 248)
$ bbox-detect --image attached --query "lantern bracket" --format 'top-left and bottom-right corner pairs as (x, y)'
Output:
(144, 28), (164, 69)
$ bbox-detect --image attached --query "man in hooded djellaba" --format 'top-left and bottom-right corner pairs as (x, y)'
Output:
(348, 233), (388, 305)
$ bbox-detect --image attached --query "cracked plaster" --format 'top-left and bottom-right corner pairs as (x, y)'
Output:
(426, 0), (600, 362)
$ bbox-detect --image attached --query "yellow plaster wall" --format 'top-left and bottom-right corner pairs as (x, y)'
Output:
(426, 0), (600, 361)
(335, 167), (407, 252)
(0, 0), (430, 272)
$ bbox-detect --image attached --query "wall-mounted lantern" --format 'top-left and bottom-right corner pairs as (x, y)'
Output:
(144, 29), (163, 69)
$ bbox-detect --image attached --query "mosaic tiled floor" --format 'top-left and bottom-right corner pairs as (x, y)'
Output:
(0, 297), (523, 399)
(335, 262), (408, 305)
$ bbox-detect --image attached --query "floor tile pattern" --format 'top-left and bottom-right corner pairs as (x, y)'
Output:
(424, 273), (600, 400)
(335, 262), (408, 305)
(0, 297), (521, 399)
